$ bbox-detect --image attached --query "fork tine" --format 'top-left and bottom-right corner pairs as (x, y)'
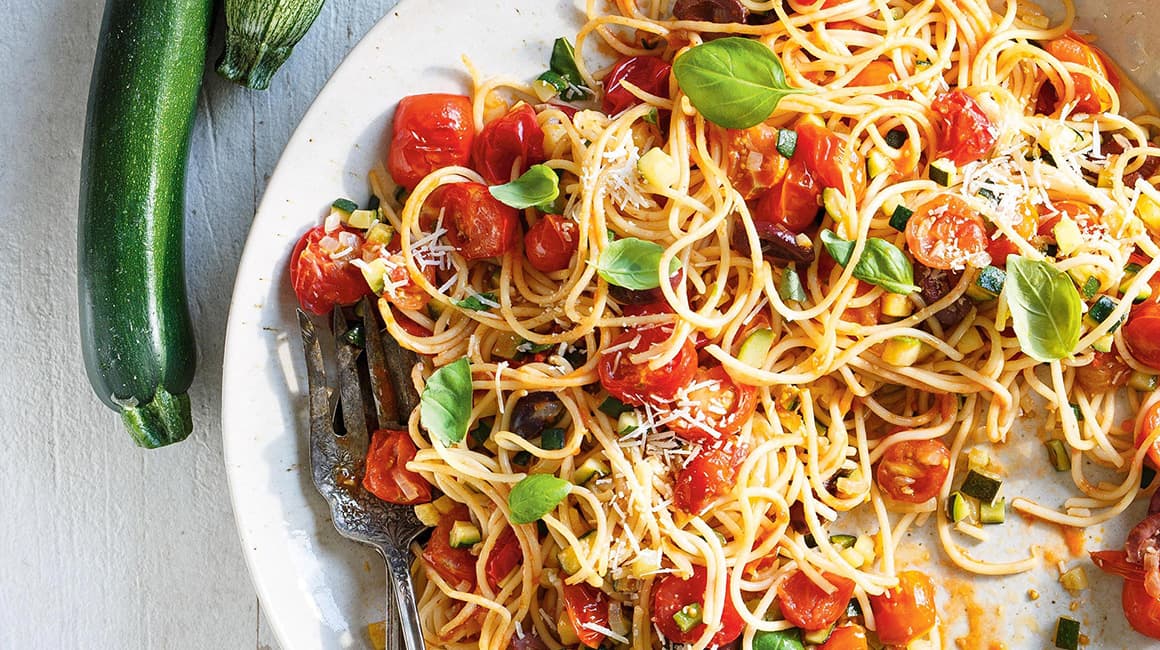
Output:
(361, 297), (399, 426)
(298, 310), (342, 491)
(331, 307), (374, 457)
(364, 298), (422, 428)
(382, 324), (422, 421)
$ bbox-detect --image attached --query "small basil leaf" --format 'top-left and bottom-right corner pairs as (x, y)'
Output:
(550, 38), (585, 88)
(508, 473), (571, 524)
(596, 237), (680, 290)
(753, 628), (804, 650)
(517, 339), (554, 355)
(821, 230), (918, 295)
(673, 37), (805, 129)
(489, 164), (560, 211)
(1005, 256), (1082, 362)
(420, 358), (473, 445)
(455, 292), (498, 311)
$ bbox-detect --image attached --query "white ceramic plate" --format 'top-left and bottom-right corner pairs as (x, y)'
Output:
(222, 2), (1159, 648)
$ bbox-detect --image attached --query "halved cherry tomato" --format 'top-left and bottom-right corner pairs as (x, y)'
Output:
(1124, 578), (1160, 639)
(1125, 301), (1160, 370)
(1076, 350), (1131, 393)
(986, 197), (1039, 265)
(674, 439), (747, 514)
(1135, 400), (1160, 469)
(524, 214), (578, 273)
(794, 121), (866, 194)
(484, 526), (523, 590)
(753, 159), (821, 234)
(819, 624), (869, 650)
(603, 56), (671, 116)
(778, 570), (856, 631)
(905, 194), (990, 270)
(363, 429), (432, 505)
(931, 90), (997, 165)
(421, 505), (477, 589)
(598, 325), (697, 406)
(562, 582), (611, 648)
(428, 182), (520, 260)
(1045, 34), (1113, 115)
(669, 366), (758, 441)
(1092, 549), (1149, 582)
(652, 564), (745, 645)
(723, 123), (790, 200)
(850, 60), (906, 100)
(374, 249), (436, 312)
(869, 571), (937, 645)
(472, 104), (546, 185)
(290, 225), (373, 315)
(876, 438), (950, 503)
(388, 94), (475, 190)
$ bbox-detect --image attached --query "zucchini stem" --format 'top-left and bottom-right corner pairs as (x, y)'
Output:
(120, 387), (193, 448)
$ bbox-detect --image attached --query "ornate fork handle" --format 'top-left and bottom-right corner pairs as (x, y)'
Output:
(379, 541), (425, 650)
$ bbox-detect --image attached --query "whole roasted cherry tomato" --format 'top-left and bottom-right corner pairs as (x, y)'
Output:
(388, 94), (475, 189)
(524, 214), (578, 273)
(819, 625), (870, 650)
(794, 121), (866, 194)
(562, 583), (611, 648)
(1135, 399), (1160, 469)
(753, 159), (821, 234)
(484, 526), (523, 590)
(931, 90), (997, 165)
(876, 438), (950, 503)
(905, 194), (990, 271)
(429, 182), (520, 260)
(421, 505), (477, 589)
(1124, 577), (1160, 638)
(290, 225), (373, 315)
(674, 439), (747, 514)
(598, 325), (696, 405)
(472, 104), (546, 185)
(602, 56), (672, 116)
(669, 366), (758, 441)
(778, 570), (856, 631)
(869, 571), (938, 645)
(1125, 301), (1160, 370)
(723, 123), (790, 200)
(362, 429), (432, 505)
(652, 565), (745, 646)
(986, 197), (1039, 264)
(1044, 33), (1114, 115)
(1076, 350), (1131, 393)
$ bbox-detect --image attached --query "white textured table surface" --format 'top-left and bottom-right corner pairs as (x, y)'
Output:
(0, 1), (396, 647)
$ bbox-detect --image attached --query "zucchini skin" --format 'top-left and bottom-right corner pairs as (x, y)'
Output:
(218, 0), (326, 90)
(78, 0), (212, 448)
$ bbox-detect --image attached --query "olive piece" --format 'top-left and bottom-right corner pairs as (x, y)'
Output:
(608, 268), (684, 306)
(733, 221), (815, 264)
(509, 392), (567, 439)
(673, 0), (748, 23)
(914, 264), (972, 328)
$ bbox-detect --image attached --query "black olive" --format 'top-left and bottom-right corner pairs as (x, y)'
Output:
(673, 0), (748, 24)
(914, 264), (972, 327)
(733, 221), (815, 264)
(509, 392), (566, 439)
(608, 268), (683, 306)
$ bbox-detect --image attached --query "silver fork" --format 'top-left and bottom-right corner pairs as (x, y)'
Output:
(298, 297), (428, 650)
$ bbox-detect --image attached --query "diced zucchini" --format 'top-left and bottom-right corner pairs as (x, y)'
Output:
(359, 258), (388, 294)
(889, 204), (915, 232)
(638, 147), (680, 189)
(1060, 566), (1088, 593)
(1045, 439), (1071, 472)
(977, 187), (999, 204)
(432, 495), (457, 514)
(947, 492), (970, 523)
(449, 520), (481, 548)
(331, 197), (359, 215)
(1130, 371), (1160, 392)
(531, 76), (559, 102)
(967, 447), (990, 471)
(883, 336), (923, 366)
(630, 549), (661, 577)
(617, 411), (642, 436)
(1080, 276), (1100, 300)
(345, 208), (377, 230)
(830, 534), (857, 549)
(1137, 182), (1160, 235)
(929, 158), (957, 186)
(557, 531), (594, 575)
(960, 469), (1002, 504)
(839, 546), (865, 568)
(574, 457), (609, 485)
(739, 328), (775, 367)
(1055, 616), (1080, 650)
(779, 267), (807, 303)
(365, 223), (395, 245)
(1086, 295), (1120, 327)
(957, 327), (985, 354)
(885, 128), (908, 149)
(491, 332), (522, 360)
(867, 149), (893, 178)
(881, 293), (913, 318)
(556, 611), (581, 645)
(823, 187), (845, 221)
(967, 265), (1006, 301)
(980, 497), (1005, 524)
(1092, 334), (1114, 353)
(1069, 402), (1084, 423)
(777, 128), (798, 158)
(541, 427), (566, 450)
(1053, 217), (1083, 256)
(673, 602), (703, 633)
(1120, 263), (1154, 302)
(802, 623), (835, 645)
(414, 503), (442, 528)
(598, 396), (633, 418)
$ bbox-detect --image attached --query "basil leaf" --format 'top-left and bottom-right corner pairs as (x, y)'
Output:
(455, 292), (498, 311)
(508, 473), (571, 524)
(420, 358), (473, 445)
(489, 164), (560, 211)
(1005, 256), (1082, 362)
(596, 237), (680, 290)
(517, 339), (553, 355)
(550, 38), (584, 88)
(821, 230), (919, 295)
(673, 37), (805, 129)
(753, 629), (804, 650)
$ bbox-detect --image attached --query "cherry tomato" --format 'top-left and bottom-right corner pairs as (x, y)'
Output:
(905, 194), (990, 271)
(986, 197), (1039, 265)
(869, 570), (937, 645)
(777, 570), (856, 631)
(362, 429), (432, 505)
(562, 582), (610, 648)
(931, 90), (997, 165)
(388, 94), (475, 190)
(1135, 400), (1160, 469)
(723, 123), (790, 200)
(421, 505), (477, 589)
(428, 182), (520, 260)
(598, 325), (697, 406)
(1092, 549), (1148, 582)
(850, 61), (906, 100)
(290, 225), (373, 315)
(472, 104), (546, 185)
(875, 438), (950, 503)
(1045, 34), (1113, 115)
(621, 300), (675, 318)
(1125, 301), (1160, 370)
(524, 214), (578, 273)
(652, 565), (745, 645)
(1124, 578), (1160, 639)
(819, 625), (869, 650)
(390, 307), (434, 337)
(602, 56), (672, 116)
(674, 440), (747, 514)
(753, 159), (821, 234)
(484, 526), (523, 590)
(669, 366), (758, 441)
(374, 250), (436, 312)
(794, 121), (866, 194)
(1076, 350), (1131, 393)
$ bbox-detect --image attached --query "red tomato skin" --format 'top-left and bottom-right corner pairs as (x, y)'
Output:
(777, 570), (856, 631)
(669, 366), (758, 441)
(430, 182), (521, 260)
(875, 439), (951, 504)
(1135, 401), (1160, 469)
(794, 122), (866, 193)
(869, 571), (938, 645)
(388, 94), (475, 190)
(598, 326), (697, 406)
(753, 159), (821, 234)
(562, 582), (611, 647)
(674, 439), (747, 514)
(652, 565), (745, 645)
(421, 506), (478, 589)
(723, 123), (789, 200)
(291, 225), (373, 315)
(484, 526), (523, 590)
(905, 194), (990, 271)
(362, 429), (432, 505)
(1125, 301), (1160, 370)
(524, 214), (578, 273)
(602, 56), (672, 116)
(1123, 578), (1160, 639)
(1076, 350), (1131, 393)
(819, 625), (869, 650)
(931, 90), (998, 165)
(1091, 549), (1148, 582)
(1045, 35), (1112, 115)
(472, 104), (546, 185)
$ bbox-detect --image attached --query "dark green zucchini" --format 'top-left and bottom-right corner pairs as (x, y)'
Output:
(78, 0), (212, 448)
(217, 0), (326, 90)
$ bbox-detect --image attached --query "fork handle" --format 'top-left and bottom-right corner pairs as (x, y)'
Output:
(381, 544), (426, 650)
